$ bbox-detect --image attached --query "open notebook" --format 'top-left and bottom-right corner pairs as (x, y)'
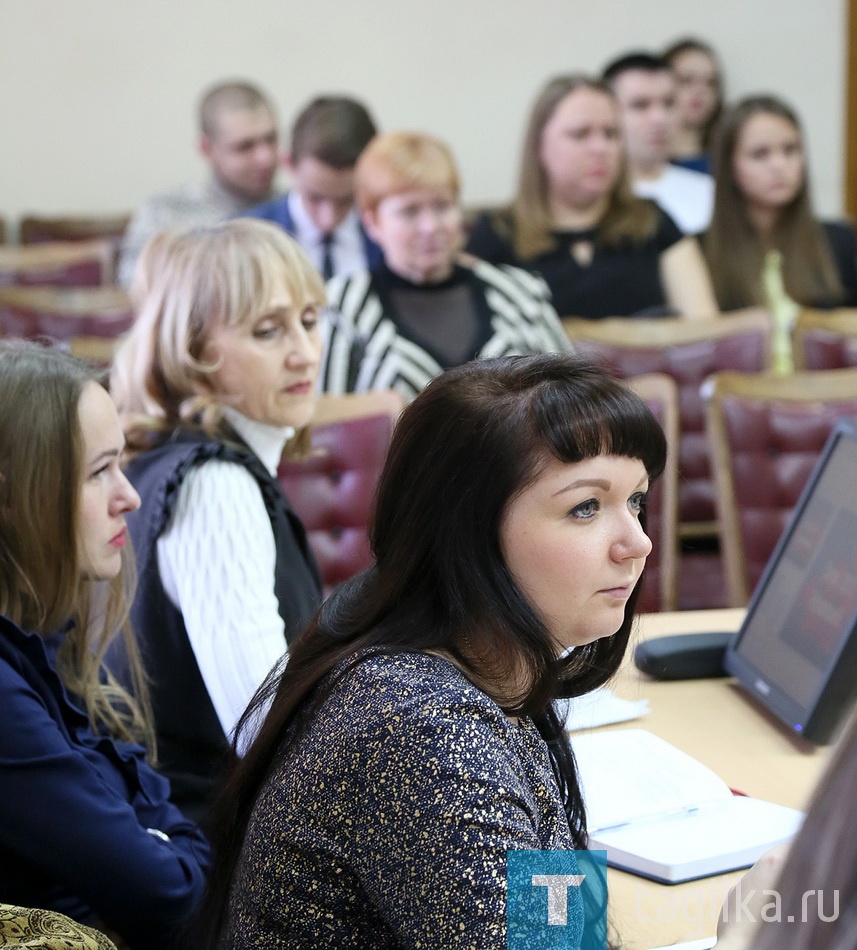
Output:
(573, 730), (803, 884)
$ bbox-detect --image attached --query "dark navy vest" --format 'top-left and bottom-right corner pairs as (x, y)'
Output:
(119, 429), (322, 821)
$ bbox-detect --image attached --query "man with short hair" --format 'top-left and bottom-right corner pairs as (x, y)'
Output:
(245, 95), (381, 279)
(603, 52), (713, 235)
(118, 80), (280, 285)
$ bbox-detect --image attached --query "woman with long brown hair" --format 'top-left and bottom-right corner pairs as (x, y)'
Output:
(0, 340), (209, 948)
(467, 73), (718, 319)
(705, 95), (857, 370)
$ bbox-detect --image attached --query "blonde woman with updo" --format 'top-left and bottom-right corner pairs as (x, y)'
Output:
(111, 219), (325, 821)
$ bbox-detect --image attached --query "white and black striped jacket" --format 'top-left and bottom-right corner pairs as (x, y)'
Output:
(320, 260), (572, 403)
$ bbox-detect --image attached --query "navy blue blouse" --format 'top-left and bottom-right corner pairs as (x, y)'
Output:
(0, 614), (209, 949)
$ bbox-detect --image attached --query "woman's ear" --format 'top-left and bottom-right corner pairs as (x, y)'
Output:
(361, 207), (381, 244)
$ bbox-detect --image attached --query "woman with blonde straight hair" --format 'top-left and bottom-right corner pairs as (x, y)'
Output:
(704, 95), (857, 370)
(467, 73), (718, 319)
(111, 218), (325, 821)
(0, 340), (209, 948)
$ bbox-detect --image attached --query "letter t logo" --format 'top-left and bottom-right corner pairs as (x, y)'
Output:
(531, 874), (586, 925)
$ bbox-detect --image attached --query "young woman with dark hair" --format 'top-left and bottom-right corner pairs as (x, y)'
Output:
(705, 95), (857, 370)
(199, 352), (667, 948)
(0, 340), (209, 949)
(663, 37), (724, 175)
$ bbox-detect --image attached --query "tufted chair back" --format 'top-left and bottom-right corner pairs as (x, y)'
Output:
(626, 374), (679, 612)
(278, 414), (395, 594)
(0, 286), (133, 364)
(705, 368), (857, 606)
(792, 308), (857, 370)
(0, 239), (114, 287)
(565, 311), (772, 536)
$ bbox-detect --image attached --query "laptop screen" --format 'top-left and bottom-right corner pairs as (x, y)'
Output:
(724, 418), (857, 743)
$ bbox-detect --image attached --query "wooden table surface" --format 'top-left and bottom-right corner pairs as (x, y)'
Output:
(594, 608), (829, 949)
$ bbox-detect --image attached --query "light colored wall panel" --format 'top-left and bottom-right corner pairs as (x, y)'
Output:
(0, 0), (846, 227)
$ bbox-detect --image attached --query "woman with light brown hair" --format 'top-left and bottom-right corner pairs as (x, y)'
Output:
(0, 340), (209, 948)
(320, 130), (569, 402)
(704, 95), (857, 370)
(467, 73), (718, 319)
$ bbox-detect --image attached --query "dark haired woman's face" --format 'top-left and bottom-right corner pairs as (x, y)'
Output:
(500, 453), (650, 653)
(672, 49), (720, 129)
(732, 112), (804, 214)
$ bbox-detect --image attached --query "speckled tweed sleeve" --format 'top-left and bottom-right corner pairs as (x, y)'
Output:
(220, 651), (581, 949)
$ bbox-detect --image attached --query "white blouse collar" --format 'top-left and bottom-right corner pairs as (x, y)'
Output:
(221, 406), (294, 475)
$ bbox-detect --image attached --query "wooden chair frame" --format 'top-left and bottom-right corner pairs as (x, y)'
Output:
(705, 367), (857, 606)
(18, 213), (131, 245)
(0, 239), (115, 285)
(627, 373), (680, 612)
(0, 286), (133, 364)
(792, 307), (857, 369)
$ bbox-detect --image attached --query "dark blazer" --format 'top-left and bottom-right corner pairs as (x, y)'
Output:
(242, 191), (384, 271)
(0, 615), (209, 947)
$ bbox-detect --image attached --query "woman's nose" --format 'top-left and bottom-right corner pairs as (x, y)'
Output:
(116, 472), (141, 513)
(613, 514), (652, 561)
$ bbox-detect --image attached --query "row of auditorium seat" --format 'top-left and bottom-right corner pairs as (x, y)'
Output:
(564, 311), (857, 611)
(3, 215), (857, 613)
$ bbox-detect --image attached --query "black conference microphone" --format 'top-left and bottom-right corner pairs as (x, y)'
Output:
(633, 632), (736, 680)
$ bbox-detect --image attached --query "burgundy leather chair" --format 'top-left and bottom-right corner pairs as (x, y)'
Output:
(19, 214), (131, 277)
(705, 368), (857, 606)
(278, 414), (395, 594)
(627, 374), (679, 613)
(0, 286), (133, 364)
(0, 240), (114, 287)
(792, 308), (857, 370)
(565, 312), (772, 531)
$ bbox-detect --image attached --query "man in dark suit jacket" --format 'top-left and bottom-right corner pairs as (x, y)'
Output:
(244, 95), (382, 279)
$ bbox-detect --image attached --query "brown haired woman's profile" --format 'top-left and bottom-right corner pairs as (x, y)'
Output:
(198, 352), (667, 948)
(0, 340), (209, 949)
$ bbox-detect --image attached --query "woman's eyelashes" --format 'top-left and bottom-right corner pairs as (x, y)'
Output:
(569, 498), (599, 520)
(629, 491), (647, 514)
(568, 491), (648, 521)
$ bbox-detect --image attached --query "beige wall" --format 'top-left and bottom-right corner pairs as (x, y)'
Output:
(0, 0), (848, 230)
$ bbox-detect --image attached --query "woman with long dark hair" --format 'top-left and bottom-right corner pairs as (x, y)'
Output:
(200, 353), (667, 947)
